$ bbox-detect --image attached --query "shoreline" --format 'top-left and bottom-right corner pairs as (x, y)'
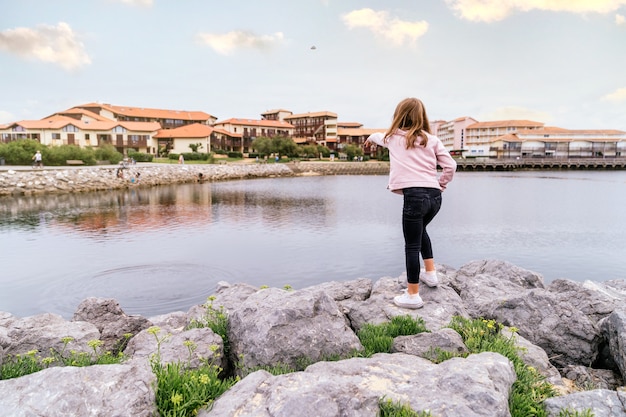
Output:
(0, 161), (391, 197)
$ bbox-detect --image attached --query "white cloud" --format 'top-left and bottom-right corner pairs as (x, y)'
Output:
(602, 87), (626, 102)
(479, 106), (551, 123)
(0, 110), (15, 124)
(111, 0), (153, 6)
(342, 8), (428, 46)
(617, 13), (626, 24)
(446, 0), (626, 22)
(0, 22), (91, 71)
(197, 31), (285, 55)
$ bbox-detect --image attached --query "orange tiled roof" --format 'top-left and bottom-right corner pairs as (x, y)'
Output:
(284, 111), (337, 119)
(10, 116), (160, 132)
(337, 122), (363, 128)
(154, 123), (213, 139)
(53, 108), (112, 122)
(215, 118), (294, 128)
(338, 127), (385, 136)
(75, 102), (214, 121)
(518, 127), (626, 135)
(467, 120), (544, 129)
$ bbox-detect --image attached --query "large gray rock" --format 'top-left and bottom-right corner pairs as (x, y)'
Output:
(228, 287), (363, 371)
(0, 360), (155, 417)
(544, 389), (626, 417)
(601, 310), (626, 381)
(202, 352), (516, 417)
(345, 276), (469, 332)
(392, 328), (469, 360)
(489, 288), (600, 368)
(73, 297), (152, 352)
(548, 279), (626, 323)
(125, 326), (225, 370)
(450, 259), (545, 318)
(2, 312), (99, 356)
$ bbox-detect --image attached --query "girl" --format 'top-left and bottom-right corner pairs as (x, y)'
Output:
(365, 98), (456, 308)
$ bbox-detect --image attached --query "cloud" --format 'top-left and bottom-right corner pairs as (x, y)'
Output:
(110, 0), (153, 6)
(617, 13), (626, 24)
(445, 0), (626, 22)
(602, 87), (626, 102)
(197, 31), (285, 55)
(342, 8), (428, 46)
(0, 22), (91, 70)
(480, 106), (551, 123)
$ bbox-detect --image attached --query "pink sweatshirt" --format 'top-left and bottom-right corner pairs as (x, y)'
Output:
(368, 130), (456, 194)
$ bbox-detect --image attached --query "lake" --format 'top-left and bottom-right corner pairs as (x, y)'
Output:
(1, 170), (625, 319)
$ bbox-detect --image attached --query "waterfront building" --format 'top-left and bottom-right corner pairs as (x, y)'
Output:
(434, 116), (478, 156)
(212, 118), (295, 153)
(153, 123), (214, 155)
(464, 120), (545, 157)
(283, 111), (338, 149)
(336, 122), (384, 156)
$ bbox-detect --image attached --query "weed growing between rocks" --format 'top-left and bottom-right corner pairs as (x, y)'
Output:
(558, 409), (595, 417)
(445, 317), (557, 417)
(379, 398), (433, 417)
(148, 326), (238, 417)
(0, 335), (129, 380)
(186, 296), (230, 359)
(357, 315), (429, 356)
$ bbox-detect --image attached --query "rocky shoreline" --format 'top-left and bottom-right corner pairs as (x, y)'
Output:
(0, 161), (391, 196)
(2, 259), (626, 416)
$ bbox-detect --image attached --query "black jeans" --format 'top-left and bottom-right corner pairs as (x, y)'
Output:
(402, 187), (442, 284)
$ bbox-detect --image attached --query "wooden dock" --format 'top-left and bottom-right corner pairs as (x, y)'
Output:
(455, 158), (626, 171)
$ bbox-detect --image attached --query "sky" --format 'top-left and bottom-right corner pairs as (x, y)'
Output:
(1, 0), (626, 131)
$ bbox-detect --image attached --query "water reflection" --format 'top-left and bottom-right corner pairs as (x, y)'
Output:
(2, 172), (625, 319)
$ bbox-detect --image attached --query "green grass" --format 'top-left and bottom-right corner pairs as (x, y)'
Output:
(357, 315), (429, 356)
(379, 398), (433, 417)
(446, 317), (557, 417)
(0, 336), (129, 380)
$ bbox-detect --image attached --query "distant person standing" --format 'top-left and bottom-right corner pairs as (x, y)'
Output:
(365, 97), (456, 309)
(178, 154), (185, 165)
(32, 150), (43, 168)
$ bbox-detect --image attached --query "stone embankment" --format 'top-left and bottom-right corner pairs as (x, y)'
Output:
(2, 260), (626, 416)
(0, 161), (390, 196)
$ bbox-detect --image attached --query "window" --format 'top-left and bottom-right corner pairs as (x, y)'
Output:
(52, 133), (61, 139)
(85, 134), (90, 141)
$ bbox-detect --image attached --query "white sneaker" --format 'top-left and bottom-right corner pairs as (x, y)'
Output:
(393, 291), (424, 309)
(420, 271), (439, 288)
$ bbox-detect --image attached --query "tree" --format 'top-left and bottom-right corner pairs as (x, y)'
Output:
(252, 136), (297, 158)
(344, 144), (363, 161)
(189, 143), (203, 153)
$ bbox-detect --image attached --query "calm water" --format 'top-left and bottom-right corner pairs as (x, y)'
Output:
(1, 171), (625, 319)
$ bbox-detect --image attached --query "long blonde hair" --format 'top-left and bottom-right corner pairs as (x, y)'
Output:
(384, 97), (431, 148)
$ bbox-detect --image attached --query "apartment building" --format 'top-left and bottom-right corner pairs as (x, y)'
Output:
(336, 122), (384, 156)
(433, 117), (477, 155)
(212, 118), (295, 153)
(72, 103), (217, 128)
(283, 111), (338, 149)
(260, 109), (293, 122)
(153, 123), (214, 154)
(464, 120), (544, 157)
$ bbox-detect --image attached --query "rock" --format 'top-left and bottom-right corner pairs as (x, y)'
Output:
(73, 297), (152, 352)
(228, 287), (363, 371)
(544, 389), (626, 417)
(489, 288), (600, 368)
(3, 312), (99, 356)
(0, 359), (155, 417)
(600, 310), (626, 381)
(202, 352), (516, 417)
(391, 328), (469, 360)
(547, 279), (626, 323)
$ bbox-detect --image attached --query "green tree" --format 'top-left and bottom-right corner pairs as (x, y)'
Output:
(343, 144), (364, 160)
(189, 143), (203, 153)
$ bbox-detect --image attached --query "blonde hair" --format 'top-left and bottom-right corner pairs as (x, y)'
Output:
(384, 97), (431, 148)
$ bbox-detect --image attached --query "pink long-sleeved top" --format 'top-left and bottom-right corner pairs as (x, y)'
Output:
(368, 130), (456, 194)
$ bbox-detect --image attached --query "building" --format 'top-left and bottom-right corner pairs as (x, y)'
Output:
(464, 120), (545, 157)
(284, 111), (338, 149)
(0, 114), (160, 154)
(434, 117), (478, 155)
(153, 123), (214, 155)
(336, 122), (384, 156)
(260, 109), (293, 122)
(212, 118), (295, 153)
(490, 127), (626, 159)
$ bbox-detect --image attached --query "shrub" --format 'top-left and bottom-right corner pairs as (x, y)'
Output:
(227, 151), (243, 158)
(94, 144), (123, 164)
(127, 151), (153, 162)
